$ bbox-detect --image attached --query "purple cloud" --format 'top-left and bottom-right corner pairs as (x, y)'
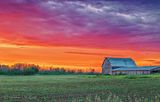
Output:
(0, 0), (160, 51)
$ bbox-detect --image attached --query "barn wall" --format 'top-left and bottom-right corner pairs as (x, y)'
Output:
(151, 68), (160, 73)
(102, 59), (112, 74)
(112, 70), (151, 75)
(102, 66), (112, 74)
(102, 67), (108, 74)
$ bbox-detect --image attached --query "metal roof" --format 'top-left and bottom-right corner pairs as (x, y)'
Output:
(113, 66), (160, 71)
(106, 57), (136, 67)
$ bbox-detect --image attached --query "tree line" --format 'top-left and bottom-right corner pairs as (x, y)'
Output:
(0, 63), (98, 75)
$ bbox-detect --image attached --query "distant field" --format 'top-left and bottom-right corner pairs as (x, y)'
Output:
(0, 74), (160, 102)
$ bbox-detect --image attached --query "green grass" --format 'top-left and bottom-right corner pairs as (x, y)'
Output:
(0, 74), (160, 102)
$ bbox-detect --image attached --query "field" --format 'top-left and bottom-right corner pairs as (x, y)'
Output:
(0, 74), (160, 102)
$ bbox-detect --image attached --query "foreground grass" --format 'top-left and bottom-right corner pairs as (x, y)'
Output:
(0, 74), (160, 102)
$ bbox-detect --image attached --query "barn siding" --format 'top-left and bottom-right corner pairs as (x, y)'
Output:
(112, 70), (151, 75)
(102, 59), (112, 74)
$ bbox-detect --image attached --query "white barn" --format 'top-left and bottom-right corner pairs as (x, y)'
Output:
(102, 57), (160, 75)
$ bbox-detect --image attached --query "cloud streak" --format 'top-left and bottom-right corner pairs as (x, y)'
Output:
(65, 51), (121, 56)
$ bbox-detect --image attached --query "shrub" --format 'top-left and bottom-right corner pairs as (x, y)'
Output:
(23, 67), (39, 75)
(0, 64), (39, 75)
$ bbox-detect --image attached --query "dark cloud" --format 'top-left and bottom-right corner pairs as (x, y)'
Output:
(65, 52), (121, 57)
(144, 59), (160, 65)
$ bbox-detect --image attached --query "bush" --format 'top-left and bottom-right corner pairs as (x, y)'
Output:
(0, 64), (39, 75)
(125, 75), (151, 79)
(23, 67), (39, 75)
(125, 75), (138, 79)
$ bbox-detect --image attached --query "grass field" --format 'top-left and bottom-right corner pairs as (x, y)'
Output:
(0, 74), (160, 102)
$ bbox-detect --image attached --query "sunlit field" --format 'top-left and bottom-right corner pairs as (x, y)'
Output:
(0, 74), (160, 102)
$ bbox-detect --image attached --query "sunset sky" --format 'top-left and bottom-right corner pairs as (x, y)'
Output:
(0, 0), (160, 72)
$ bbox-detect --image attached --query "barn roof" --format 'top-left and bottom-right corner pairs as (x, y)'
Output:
(113, 66), (160, 71)
(104, 57), (136, 67)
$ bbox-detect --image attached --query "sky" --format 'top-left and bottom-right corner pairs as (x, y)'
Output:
(0, 0), (160, 72)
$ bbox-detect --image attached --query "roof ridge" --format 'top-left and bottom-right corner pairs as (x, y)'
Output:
(106, 57), (132, 59)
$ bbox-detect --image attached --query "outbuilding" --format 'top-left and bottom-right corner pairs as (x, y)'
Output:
(102, 57), (160, 75)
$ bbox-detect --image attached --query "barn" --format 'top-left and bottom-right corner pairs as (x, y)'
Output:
(102, 57), (160, 75)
